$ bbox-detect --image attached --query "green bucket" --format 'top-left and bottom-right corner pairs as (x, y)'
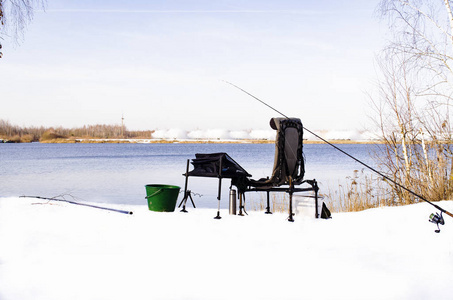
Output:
(145, 184), (181, 212)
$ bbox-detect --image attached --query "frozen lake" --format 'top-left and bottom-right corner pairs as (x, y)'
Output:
(0, 142), (376, 208)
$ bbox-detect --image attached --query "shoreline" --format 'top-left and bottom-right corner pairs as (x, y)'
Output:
(5, 138), (383, 144)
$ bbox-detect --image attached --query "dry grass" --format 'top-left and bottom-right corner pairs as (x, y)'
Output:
(39, 130), (67, 142)
(248, 193), (290, 213)
(248, 168), (451, 215)
(246, 170), (400, 214)
(324, 170), (400, 213)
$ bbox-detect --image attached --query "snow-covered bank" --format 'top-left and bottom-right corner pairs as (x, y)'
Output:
(150, 128), (376, 142)
(1, 197), (452, 300)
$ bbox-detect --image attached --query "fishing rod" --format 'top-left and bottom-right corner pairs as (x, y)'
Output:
(224, 81), (453, 228)
(20, 195), (134, 215)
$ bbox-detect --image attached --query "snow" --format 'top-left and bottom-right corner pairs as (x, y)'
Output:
(249, 129), (276, 140)
(152, 129), (189, 140)
(149, 128), (377, 141)
(1, 197), (452, 300)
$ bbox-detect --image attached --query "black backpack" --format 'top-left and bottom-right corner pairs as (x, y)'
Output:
(321, 202), (332, 219)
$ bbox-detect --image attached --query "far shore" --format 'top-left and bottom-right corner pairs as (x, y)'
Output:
(4, 138), (383, 144)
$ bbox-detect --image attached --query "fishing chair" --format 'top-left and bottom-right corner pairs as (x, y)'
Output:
(232, 117), (320, 222)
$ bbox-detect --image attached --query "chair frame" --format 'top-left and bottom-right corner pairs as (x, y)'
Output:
(235, 118), (320, 222)
(242, 179), (319, 222)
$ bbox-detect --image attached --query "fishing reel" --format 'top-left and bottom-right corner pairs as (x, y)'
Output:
(429, 212), (445, 233)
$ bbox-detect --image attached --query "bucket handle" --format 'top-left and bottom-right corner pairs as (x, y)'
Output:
(145, 188), (164, 199)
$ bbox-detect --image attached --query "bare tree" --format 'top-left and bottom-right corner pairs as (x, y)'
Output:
(378, 0), (453, 105)
(371, 0), (453, 204)
(0, 0), (46, 57)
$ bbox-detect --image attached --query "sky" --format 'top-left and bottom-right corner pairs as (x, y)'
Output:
(0, 0), (386, 132)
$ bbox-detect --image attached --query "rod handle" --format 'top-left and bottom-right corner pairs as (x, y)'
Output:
(445, 210), (453, 219)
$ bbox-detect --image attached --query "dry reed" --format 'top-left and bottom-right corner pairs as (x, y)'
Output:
(246, 170), (399, 214)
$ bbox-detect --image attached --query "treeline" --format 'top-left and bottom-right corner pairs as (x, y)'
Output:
(0, 119), (154, 142)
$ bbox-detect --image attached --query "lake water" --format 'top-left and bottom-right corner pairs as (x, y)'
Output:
(0, 142), (376, 209)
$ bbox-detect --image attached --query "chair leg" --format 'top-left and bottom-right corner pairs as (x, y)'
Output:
(288, 192), (294, 222)
(214, 177), (222, 219)
(265, 191), (272, 214)
(315, 188), (319, 219)
(179, 159), (191, 213)
(179, 190), (196, 213)
(304, 179), (320, 219)
(179, 190), (189, 212)
(313, 179), (319, 219)
(238, 192), (244, 216)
